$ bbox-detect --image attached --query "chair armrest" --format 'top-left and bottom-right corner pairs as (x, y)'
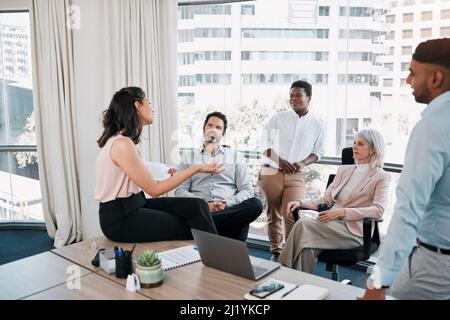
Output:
(364, 217), (383, 223)
(362, 217), (382, 259)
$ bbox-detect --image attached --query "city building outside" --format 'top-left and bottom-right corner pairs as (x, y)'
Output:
(0, 11), (40, 222)
(176, 0), (450, 240)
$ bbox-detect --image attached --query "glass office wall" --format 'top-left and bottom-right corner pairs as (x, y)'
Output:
(176, 0), (450, 241)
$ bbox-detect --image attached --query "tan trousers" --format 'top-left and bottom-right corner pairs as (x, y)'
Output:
(278, 214), (363, 273)
(258, 165), (306, 254)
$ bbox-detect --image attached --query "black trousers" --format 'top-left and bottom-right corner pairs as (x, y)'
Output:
(99, 192), (217, 243)
(212, 197), (263, 241)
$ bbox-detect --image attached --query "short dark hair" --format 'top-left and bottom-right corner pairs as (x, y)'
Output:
(413, 38), (450, 69)
(290, 80), (312, 97)
(203, 111), (228, 134)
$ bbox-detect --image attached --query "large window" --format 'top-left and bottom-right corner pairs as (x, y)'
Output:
(242, 51), (329, 61)
(242, 28), (329, 39)
(386, 14), (396, 23)
(176, 0), (450, 241)
(241, 4), (254, 15)
(421, 10), (433, 20)
(403, 12), (414, 22)
(441, 26), (450, 35)
(441, 8), (450, 18)
(402, 29), (413, 38)
(339, 7), (373, 17)
(0, 11), (42, 223)
(318, 6), (329, 16)
(401, 45), (412, 55)
(336, 118), (358, 155)
(421, 27), (432, 37)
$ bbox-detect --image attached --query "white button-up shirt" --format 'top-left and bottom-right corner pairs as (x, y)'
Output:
(259, 110), (326, 168)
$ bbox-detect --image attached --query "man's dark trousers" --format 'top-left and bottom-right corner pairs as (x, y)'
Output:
(211, 197), (263, 241)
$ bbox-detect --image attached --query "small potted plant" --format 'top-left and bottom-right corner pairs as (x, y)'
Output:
(134, 250), (164, 288)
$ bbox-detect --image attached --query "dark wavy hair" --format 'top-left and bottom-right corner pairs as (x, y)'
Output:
(97, 86), (146, 148)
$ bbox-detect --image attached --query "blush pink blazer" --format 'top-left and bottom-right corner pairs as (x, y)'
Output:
(302, 165), (391, 237)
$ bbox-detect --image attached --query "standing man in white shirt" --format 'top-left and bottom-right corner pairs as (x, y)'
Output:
(259, 80), (326, 261)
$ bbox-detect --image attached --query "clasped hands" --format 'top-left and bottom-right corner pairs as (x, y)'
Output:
(208, 200), (227, 213)
(279, 158), (305, 174)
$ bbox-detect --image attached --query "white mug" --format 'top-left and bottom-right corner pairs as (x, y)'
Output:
(126, 273), (141, 292)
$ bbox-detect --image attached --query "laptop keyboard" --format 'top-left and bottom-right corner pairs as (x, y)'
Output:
(252, 265), (269, 276)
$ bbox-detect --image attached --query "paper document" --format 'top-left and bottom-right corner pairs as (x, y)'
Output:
(301, 210), (319, 220)
(144, 161), (171, 181)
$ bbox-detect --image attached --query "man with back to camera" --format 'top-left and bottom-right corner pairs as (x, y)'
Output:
(360, 38), (450, 300)
(259, 80), (326, 261)
(175, 111), (263, 241)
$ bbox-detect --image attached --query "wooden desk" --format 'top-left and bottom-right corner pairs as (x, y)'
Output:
(52, 235), (193, 273)
(52, 236), (365, 300)
(52, 236), (194, 288)
(0, 252), (90, 300)
(24, 273), (150, 300)
(135, 258), (364, 300)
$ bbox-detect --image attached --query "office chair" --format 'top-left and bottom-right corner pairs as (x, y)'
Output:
(292, 147), (382, 282)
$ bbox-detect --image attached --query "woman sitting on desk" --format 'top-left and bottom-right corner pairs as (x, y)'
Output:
(278, 128), (391, 273)
(95, 86), (222, 242)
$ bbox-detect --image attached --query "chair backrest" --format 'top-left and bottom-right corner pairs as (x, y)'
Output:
(326, 147), (354, 188)
(341, 147), (354, 165)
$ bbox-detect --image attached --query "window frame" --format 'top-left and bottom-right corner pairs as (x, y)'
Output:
(0, 4), (43, 226)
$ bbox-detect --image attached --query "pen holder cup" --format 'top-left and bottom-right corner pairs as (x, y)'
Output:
(115, 253), (133, 279)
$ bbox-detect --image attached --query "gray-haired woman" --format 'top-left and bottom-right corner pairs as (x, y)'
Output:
(278, 128), (391, 273)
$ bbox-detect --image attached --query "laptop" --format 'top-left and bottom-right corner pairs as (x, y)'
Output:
(191, 228), (281, 280)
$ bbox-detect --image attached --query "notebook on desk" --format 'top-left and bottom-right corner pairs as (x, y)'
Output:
(158, 245), (201, 271)
(244, 279), (330, 300)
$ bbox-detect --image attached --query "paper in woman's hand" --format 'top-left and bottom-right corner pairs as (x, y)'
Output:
(144, 161), (171, 181)
(301, 210), (319, 220)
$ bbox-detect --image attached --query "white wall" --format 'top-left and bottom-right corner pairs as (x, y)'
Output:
(72, 0), (108, 239)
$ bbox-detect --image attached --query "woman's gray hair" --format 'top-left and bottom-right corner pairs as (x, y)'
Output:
(355, 128), (385, 168)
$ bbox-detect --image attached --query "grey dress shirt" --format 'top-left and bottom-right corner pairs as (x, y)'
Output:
(175, 146), (254, 207)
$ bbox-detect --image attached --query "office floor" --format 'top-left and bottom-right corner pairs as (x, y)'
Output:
(0, 230), (369, 289)
(0, 230), (54, 265)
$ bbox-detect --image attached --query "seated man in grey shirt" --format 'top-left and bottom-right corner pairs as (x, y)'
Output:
(175, 111), (263, 241)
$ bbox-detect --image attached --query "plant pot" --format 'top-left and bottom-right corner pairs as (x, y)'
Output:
(135, 262), (164, 288)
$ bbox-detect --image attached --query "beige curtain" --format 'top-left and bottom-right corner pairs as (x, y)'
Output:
(31, 0), (82, 248)
(103, 0), (178, 163)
